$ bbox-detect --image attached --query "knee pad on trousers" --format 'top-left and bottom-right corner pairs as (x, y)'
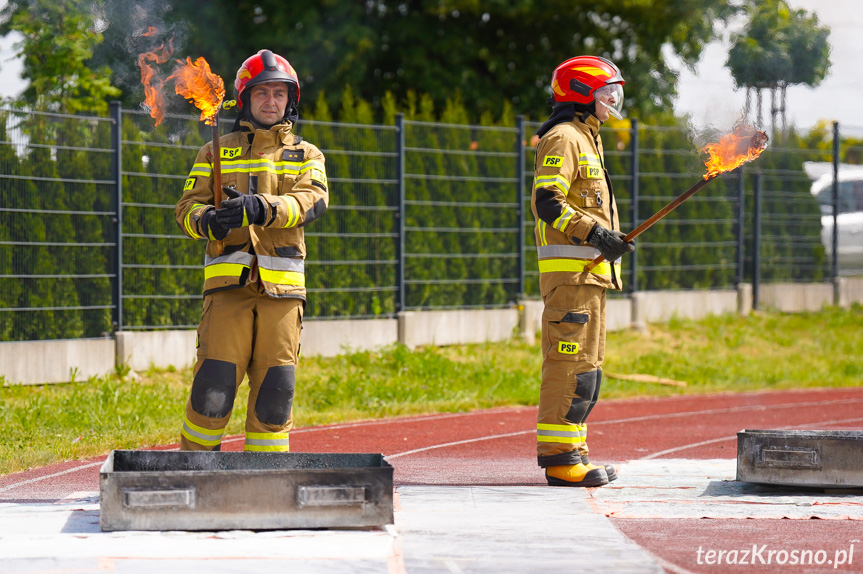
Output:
(583, 368), (603, 421)
(255, 365), (296, 426)
(564, 369), (599, 424)
(191, 359), (237, 418)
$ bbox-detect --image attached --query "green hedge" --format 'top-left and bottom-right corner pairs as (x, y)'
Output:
(0, 99), (830, 342)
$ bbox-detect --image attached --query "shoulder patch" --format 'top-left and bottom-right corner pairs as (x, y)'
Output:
(183, 177), (196, 191)
(542, 155), (564, 168)
(282, 149), (305, 162)
(310, 168), (327, 187)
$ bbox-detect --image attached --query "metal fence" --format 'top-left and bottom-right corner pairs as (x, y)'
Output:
(1, 105), (860, 342)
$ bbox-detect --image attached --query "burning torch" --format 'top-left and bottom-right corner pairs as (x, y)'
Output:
(170, 56), (227, 253)
(138, 37), (228, 253)
(584, 124), (769, 272)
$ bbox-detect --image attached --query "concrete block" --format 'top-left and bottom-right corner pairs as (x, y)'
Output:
(519, 299), (544, 344)
(839, 277), (863, 307)
(115, 330), (197, 372)
(302, 318), (398, 357)
(737, 283), (753, 316)
(630, 292), (648, 332)
(606, 297), (632, 332)
(759, 283), (834, 312)
(0, 338), (115, 385)
(398, 309), (519, 349)
(631, 290), (738, 326)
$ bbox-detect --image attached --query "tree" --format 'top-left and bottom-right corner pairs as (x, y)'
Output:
(726, 0), (830, 137)
(0, 0), (121, 113)
(73, 0), (738, 123)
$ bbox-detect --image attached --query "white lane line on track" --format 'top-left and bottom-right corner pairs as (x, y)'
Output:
(0, 461), (103, 494)
(589, 397), (863, 427)
(387, 430), (534, 459)
(639, 415), (863, 460)
(4, 398), (863, 491)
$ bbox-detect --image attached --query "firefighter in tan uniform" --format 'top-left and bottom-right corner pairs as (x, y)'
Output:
(531, 56), (634, 486)
(175, 50), (328, 452)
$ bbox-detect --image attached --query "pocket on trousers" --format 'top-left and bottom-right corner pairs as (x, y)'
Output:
(543, 307), (589, 361)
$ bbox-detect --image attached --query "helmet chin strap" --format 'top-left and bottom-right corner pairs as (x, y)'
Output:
(598, 100), (622, 120)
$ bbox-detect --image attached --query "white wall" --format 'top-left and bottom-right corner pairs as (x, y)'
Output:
(3, 280), (861, 385)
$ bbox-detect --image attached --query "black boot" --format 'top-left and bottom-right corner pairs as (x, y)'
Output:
(582, 454), (617, 482)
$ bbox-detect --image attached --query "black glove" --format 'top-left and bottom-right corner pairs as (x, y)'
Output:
(215, 186), (266, 229)
(586, 224), (635, 262)
(200, 207), (230, 240)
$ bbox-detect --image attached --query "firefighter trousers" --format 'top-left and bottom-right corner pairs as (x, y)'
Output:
(536, 284), (606, 467)
(180, 281), (303, 452)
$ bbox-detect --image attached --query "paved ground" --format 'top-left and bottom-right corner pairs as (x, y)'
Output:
(1, 386), (862, 573)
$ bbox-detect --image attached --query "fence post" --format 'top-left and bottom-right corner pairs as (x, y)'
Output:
(395, 113), (406, 312)
(736, 166), (745, 285)
(752, 173), (762, 311)
(629, 119), (639, 294)
(110, 101), (123, 332)
(515, 115), (526, 299)
(832, 121), (840, 305)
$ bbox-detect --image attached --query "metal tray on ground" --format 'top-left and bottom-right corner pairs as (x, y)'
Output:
(100, 450), (394, 531)
(737, 429), (863, 488)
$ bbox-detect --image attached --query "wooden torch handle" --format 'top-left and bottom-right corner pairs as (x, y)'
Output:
(583, 175), (715, 272)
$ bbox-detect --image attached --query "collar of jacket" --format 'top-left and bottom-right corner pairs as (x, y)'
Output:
(574, 114), (602, 138)
(238, 118), (295, 146)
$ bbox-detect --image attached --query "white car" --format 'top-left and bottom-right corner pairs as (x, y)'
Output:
(811, 169), (863, 273)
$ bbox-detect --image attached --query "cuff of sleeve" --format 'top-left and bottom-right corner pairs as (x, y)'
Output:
(569, 217), (597, 244)
(185, 205), (209, 240)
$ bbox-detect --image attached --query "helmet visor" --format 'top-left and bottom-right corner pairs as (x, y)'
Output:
(594, 83), (624, 119)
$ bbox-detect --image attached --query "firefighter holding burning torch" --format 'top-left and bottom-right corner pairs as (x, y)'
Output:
(532, 56), (635, 486)
(175, 49), (328, 452)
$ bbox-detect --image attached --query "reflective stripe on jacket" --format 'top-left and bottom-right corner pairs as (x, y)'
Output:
(175, 119), (328, 299)
(530, 114), (622, 293)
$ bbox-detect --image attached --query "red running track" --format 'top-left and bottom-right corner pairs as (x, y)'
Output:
(2, 386), (862, 573)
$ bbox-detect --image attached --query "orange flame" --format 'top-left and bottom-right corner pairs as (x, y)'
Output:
(141, 26), (158, 37)
(701, 124), (769, 180)
(137, 37), (173, 126)
(168, 57), (225, 126)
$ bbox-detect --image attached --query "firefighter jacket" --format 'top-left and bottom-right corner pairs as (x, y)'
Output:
(530, 114), (622, 294)
(175, 119), (328, 300)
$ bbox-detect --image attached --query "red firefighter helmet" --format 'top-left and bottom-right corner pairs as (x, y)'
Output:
(234, 49), (300, 110)
(550, 55), (625, 108)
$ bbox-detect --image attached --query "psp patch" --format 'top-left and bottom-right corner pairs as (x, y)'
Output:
(310, 168), (327, 187)
(183, 177), (196, 191)
(543, 155), (564, 168)
(558, 341), (579, 355)
(584, 166), (603, 179)
(221, 146), (242, 159)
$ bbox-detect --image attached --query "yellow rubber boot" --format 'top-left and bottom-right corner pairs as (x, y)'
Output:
(582, 455), (618, 482)
(545, 463), (609, 487)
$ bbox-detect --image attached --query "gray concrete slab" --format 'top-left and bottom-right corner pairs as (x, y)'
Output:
(591, 459), (863, 520)
(0, 494), (397, 572)
(396, 486), (665, 574)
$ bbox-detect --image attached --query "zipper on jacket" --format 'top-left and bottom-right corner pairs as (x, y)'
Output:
(594, 132), (619, 286)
